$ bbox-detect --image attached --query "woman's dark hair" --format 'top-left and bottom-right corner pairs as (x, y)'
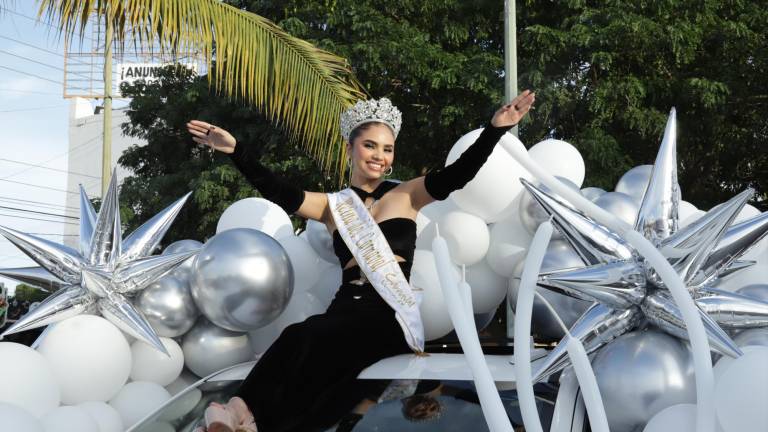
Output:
(348, 121), (390, 145)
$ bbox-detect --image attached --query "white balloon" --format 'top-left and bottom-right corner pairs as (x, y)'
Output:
(0, 342), (60, 418)
(411, 249), (459, 340)
(37, 315), (131, 405)
(216, 197), (294, 239)
(438, 211), (490, 266)
(615, 165), (653, 202)
(713, 345), (764, 382)
(447, 129), (533, 222)
(109, 381), (172, 430)
(680, 209), (705, 228)
(678, 201), (698, 224)
(736, 204), (761, 223)
(248, 292), (327, 355)
(465, 258), (508, 314)
(277, 235), (326, 294)
(643, 403), (697, 432)
(415, 198), (460, 250)
(130, 338), (184, 386)
(77, 402), (124, 432)
(594, 192), (640, 226)
(581, 187), (606, 202)
(307, 261), (342, 308)
(528, 139), (585, 187)
(305, 219), (338, 264)
(485, 203), (532, 277)
(41, 406), (99, 432)
(715, 346), (768, 432)
(0, 402), (44, 432)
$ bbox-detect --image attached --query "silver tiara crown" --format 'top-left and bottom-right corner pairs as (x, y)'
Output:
(340, 97), (402, 142)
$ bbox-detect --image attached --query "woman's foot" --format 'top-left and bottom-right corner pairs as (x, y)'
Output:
(226, 397), (258, 432)
(204, 402), (237, 432)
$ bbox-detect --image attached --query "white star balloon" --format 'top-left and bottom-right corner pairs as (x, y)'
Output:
(0, 171), (198, 354)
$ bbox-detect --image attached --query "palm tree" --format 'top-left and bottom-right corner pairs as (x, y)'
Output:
(36, 0), (367, 176)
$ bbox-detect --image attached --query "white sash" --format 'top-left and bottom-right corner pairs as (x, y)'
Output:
(327, 188), (425, 354)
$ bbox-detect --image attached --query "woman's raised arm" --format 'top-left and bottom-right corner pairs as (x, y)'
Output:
(186, 120), (329, 223)
(402, 90), (536, 211)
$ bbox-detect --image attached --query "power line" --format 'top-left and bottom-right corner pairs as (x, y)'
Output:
(1, 8), (95, 42)
(0, 212), (79, 225)
(0, 88), (59, 95)
(0, 158), (100, 179)
(0, 131), (106, 180)
(0, 105), (67, 113)
(0, 48), (64, 71)
(0, 65), (62, 85)
(0, 178), (79, 196)
(0, 196), (78, 212)
(0, 205), (79, 220)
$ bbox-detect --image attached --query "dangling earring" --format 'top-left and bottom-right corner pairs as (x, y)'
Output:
(384, 165), (393, 176)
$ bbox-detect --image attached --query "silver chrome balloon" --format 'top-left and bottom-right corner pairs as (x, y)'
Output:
(532, 303), (641, 382)
(0, 285), (97, 336)
(518, 176), (581, 235)
(614, 165), (653, 203)
(182, 319), (254, 378)
(634, 108), (680, 244)
(163, 239), (203, 279)
(580, 187), (606, 202)
(121, 192), (193, 264)
(190, 228), (294, 332)
(78, 184), (97, 258)
(0, 169), (195, 354)
(135, 274), (200, 338)
(538, 260), (646, 309)
(733, 327), (768, 348)
(522, 180), (634, 265)
(696, 288), (768, 329)
(0, 266), (66, 292)
(736, 284), (768, 303)
(527, 109), (768, 382)
(590, 329), (696, 432)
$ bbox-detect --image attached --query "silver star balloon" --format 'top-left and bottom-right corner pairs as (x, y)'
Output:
(526, 109), (768, 381)
(0, 170), (198, 355)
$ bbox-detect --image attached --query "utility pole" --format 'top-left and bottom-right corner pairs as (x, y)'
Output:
(505, 0), (518, 342)
(101, 13), (113, 196)
(504, 0), (518, 137)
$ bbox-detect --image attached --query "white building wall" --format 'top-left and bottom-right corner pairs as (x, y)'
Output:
(63, 98), (146, 249)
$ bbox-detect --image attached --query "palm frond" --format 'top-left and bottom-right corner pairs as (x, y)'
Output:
(38, 0), (367, 180)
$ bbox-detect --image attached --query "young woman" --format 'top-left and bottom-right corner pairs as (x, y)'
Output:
(186, 90), (535, 432)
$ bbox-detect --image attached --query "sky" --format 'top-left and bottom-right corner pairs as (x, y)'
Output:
(0, 3), (128, 296)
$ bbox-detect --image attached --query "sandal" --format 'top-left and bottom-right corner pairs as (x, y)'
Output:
(204, 402), (237, 432)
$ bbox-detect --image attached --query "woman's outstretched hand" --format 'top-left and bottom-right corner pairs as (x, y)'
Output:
(491, 89), (535, 128)
(187, 120), (237, 154)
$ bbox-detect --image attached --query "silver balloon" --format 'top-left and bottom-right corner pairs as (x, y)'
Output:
(519, 176), (582, 235)
(733, 327), (768, 348)
(594, 192), (640, 226)
(0, 266), (65, 292)
(163, 239), (203, 279)
(737, 284), (768, 303)
(136, 274), (200, 337)
(614, 165), (653, 203)
(591, 329), (695, 432)
(509, 240), (591, 339)
(182, 319), (254, 378)
(191, 228), (293, 332)
(580, 186), (606, 202)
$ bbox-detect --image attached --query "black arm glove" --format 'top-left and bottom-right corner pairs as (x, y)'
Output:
(228, 142), (306, 215)
(423, 123), (514, 200)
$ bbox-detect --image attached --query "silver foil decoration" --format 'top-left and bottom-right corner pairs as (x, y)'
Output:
(0, 170), (197, 355)
(528, 108), (768, 381)
(0, 266), (65, 292)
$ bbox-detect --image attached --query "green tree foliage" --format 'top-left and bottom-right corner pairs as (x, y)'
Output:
(13, 284), (50, 303)
(118, 0), (767, 242)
